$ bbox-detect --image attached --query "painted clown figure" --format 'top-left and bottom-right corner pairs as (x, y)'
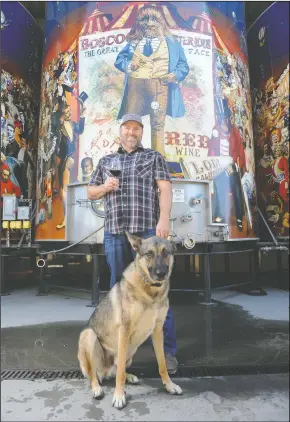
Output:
(273, 144), (289, 203)
(114, 4), (189, 156)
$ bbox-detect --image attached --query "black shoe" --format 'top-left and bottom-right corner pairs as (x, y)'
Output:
(165, 353), (178, 374)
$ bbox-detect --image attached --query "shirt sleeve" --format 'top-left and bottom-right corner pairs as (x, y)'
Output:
(153, 153), (171, 181)
(88, 158), (103, 186)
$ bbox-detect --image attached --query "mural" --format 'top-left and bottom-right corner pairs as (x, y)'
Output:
(36, 1), (257, 241)
(248, 2), (289, 239)
(0, 2), (43, 206)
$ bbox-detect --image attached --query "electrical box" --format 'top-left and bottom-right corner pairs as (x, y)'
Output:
(17, 206), (30, 220)
(2, 196), (17, 220)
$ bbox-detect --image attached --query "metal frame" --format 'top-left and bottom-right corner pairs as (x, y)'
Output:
(0, 245), (39, 295)
(33, 239), (288, 308)
(1, 240), (288, 305)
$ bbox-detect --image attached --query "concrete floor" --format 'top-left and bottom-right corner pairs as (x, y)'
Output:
(1, 285), (289, 421)
(1, 374), (289, 421)
(1, 286), (289, 371)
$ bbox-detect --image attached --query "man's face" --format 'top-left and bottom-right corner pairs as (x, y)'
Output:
(120, 121), (143, 152)
(1, 116), (5, 129)
(2, 169), (10, 182)
(264, 144), (270, 155)
(64, 107), (71, 121)
(83, 162), (93, 175)
(138, 13), (162, 37)
(271, 133), (279, 147)
(7, 125), (14, 141)
(15, 126), (22, 135)
(19, 112), (25, 125)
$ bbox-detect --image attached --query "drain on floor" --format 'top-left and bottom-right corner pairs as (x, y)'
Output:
(1, 364), (289, 381)
(1, 370), (84, 381)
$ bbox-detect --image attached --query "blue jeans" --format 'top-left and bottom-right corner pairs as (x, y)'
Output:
(104, 229), (177, 355)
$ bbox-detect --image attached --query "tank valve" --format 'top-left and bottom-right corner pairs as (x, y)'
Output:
(181, 214), (193, 222)
(183, 236), (196, 249)
(192, 198), (202, 205)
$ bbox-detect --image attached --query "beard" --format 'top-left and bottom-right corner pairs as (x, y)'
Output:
(122, 135), (141, 150)
(125, 135), (139, 143)
(142, 25), (163, 38)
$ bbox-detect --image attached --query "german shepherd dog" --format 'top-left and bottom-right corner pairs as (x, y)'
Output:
(78, 233), (182, 409)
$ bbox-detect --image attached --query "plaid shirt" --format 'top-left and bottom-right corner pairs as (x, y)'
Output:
(89, 146), (171, 234)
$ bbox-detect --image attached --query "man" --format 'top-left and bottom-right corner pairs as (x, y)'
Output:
(208, 115), (244, 232)
(54, 74), (74, 112)
(54, 103), (85, 229)
(3, 123), (20, 158)
(88, 113), (178, 374)
(272, 144), (288, 203)
(17, 137), (35, 199)
(1, 115), (8, 147)
(1, 163), (21, 207)
(114, 4), (189, 156)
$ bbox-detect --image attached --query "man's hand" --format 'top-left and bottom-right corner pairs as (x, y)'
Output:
(104, 177), (119, 193)
(131, 57), (146, 71)
(159, 73), (176, 85)
(156, 218), (170, 239)
(226, 165), (234, 176)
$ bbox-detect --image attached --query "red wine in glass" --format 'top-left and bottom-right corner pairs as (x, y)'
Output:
(110, 169), (121, 178)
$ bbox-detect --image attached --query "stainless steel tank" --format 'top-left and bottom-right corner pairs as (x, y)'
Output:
(66, 180), (229, 247)
(66, 182), (104, 244)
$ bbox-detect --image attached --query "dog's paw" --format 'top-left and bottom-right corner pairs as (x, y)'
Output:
(112, 392), (127, 409)
(92, 385), (104, 399)
(164, 381), (183, 395)
(126, 373), (139, 384)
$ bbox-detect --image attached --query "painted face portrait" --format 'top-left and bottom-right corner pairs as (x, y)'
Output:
(2, 168), (10, 182)
(7, 124), (14, 141)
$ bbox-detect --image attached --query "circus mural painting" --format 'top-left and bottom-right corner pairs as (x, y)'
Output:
(248, 2), (289, 240)
(1, 2), (43, 205)
(36, 1), (258, 241)
(35, 2), (112, 239)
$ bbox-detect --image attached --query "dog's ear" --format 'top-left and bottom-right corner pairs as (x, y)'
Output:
(125, 232), (142, 252)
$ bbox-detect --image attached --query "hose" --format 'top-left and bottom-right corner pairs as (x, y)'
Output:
(37, 225), (104, 255)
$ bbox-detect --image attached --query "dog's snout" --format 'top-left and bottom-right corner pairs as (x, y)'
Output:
(156, 270), (166, 280)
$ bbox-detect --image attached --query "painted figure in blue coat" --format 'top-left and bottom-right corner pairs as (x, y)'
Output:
(114, 5), (189, 156)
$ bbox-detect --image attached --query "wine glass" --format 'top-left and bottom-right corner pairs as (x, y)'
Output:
(105, 156), (122, 189)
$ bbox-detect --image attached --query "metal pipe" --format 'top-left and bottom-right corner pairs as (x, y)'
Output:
(257, 207), (279, 246)
(259, 246), (288, 252)
(17, 232), (26, 249)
